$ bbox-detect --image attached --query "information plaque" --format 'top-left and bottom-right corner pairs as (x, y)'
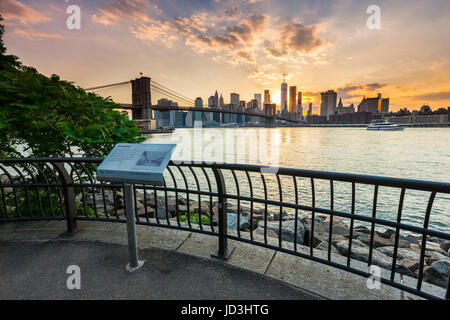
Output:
(96, 143), (176, 186)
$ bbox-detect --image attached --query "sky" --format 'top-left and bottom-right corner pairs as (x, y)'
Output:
(1, 0), (450, 111)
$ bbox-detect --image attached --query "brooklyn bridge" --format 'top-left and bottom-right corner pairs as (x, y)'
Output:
(85, 76), (301, 128)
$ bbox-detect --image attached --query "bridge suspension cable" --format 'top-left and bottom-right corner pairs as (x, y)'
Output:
(151, 86), (194, 106)
(150, 80), (194, 103)
(84, 81), (130, 91)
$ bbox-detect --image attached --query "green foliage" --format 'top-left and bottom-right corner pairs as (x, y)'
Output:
(178, 211), (211, 225)
(0, 15), (145, 158)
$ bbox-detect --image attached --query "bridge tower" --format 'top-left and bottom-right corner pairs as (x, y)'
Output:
(131, 77), (152, 120)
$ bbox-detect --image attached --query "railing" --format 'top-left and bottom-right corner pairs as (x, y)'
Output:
(0, 158), (449, 300)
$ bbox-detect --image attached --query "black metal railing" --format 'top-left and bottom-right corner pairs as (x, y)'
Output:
(0, 158), (449, 300)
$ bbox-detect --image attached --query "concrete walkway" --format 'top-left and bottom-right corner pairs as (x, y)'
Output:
(0, 240), (318, 300)
(0, 220), (440, 299)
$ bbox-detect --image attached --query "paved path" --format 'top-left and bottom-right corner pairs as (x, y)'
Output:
(0, 220), (441, 299)
(0, 240), (320, 300)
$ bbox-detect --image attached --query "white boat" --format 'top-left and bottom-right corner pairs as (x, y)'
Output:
(367, 120), (404, 131)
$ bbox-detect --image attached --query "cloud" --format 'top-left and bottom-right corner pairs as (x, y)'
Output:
(92, 0), (156, 26)
(408, 91), (450, 101)
(337, 83), (388, 99)
(281, 22), (323, 53)
(12, 27), (62, 39)
(0, 0), (49, 24)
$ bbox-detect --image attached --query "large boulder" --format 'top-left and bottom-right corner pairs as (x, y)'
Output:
(440, 240), (450, 253)
(265, 219), (305, 245)
(335, 240), (393, 270)
(423, 261), (449, 288)
(377, 246), (421, 262)
(227, 213), (250, 231)
(357, 234), (394, 248)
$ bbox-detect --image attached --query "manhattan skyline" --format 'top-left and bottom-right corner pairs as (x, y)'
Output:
(1, 0), (449, 110)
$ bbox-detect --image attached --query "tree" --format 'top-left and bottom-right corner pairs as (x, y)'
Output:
(0, 15), (145, 158)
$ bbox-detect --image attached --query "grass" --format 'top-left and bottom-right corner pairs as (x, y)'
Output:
(178, 211), (211, 225)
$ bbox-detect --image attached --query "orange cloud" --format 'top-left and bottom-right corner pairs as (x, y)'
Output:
(12, 27), (62, 39)
(0, 0), (49, 24)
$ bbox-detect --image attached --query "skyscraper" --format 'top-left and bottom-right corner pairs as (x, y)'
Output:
(254, 93), (262, 111)
(195, 97), (203, 108)
(297, 92), (302, 112)
(214, 90), (219, 106)
(281, 74), (288, 113)
(219, 94), (224, 108)
(264, 90), (271, 105)
(230, 93), (240, 107)
(320, 90), (337, 120)
(289, 86), (297, 113)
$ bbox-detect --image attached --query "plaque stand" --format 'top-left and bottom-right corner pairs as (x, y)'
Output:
(124, 183), (145, 272)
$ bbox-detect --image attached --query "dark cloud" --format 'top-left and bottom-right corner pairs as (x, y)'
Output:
(337, 83), (388, 99)
(409, 91), (450, 101)
(281, 22), (323, 53)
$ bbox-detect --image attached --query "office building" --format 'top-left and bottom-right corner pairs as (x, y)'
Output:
(264, 90), (271, 105)
(320, 90), (337, 120)
(281, 79), (288, 113)
(289, 86), (297, 113)
(254, 93), (262, 111)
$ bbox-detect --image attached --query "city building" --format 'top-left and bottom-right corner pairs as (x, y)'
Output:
(219, 94), (225, 108)
(230, 93), (240, 107)
(264, 90), (271, 105)
(320, 90), (337, 120)
(195, 97), (203, 108)
(254, 93), (262, 111)
(289, 86), (297, 113)
(358, 93), (389, 114)
(336, 98), (355, 115)
(281, 77), (288, 113)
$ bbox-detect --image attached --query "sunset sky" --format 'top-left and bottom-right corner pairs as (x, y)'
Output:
(1, 0), (450, 111)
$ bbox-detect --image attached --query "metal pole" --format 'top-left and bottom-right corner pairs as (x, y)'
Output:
(124, 183), (144, 272)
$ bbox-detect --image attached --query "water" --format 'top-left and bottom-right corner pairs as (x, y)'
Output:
(147, 127), (450, 233)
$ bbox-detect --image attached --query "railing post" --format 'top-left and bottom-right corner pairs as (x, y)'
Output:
(54, 163), (79, 234)
(211, 167), (234, 260)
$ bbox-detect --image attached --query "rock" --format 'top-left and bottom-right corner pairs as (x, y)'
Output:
(265, 219), (305, 245)
(400, 258), (420, 273)
(227, 213), (250, 231)
(273, 211), (289, 221)
(389, 234), (419, 248)
(357, 234), (394, 248)
(353, 225), (371, 236)
(426, 251), (450, 265)
(335, 240), (392, 270)
(316, 241), (339, 253)
(420, 240), (446, 254)
(377, 246), (421, 262)
(440, 240), (450, 253)
(423, 261), (449, 288)
(254, 227), (278, 239)
(376, 229), (396, 239)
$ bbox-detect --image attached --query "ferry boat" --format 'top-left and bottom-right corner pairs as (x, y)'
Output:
(367, 120), (404, 131)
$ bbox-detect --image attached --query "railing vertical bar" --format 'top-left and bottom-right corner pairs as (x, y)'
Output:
(368, 185), (379, 267)
(200, 167), (214, 233)
(277, 174), (283, 248)
(310, 177), (316, 256)
(328, 180), (334, 261)
(163, 178), (170, 226)
(261, 174), (268, 245)
(391, 188), (406, 281)
(178, 166), (192, 229)
(417, 191), (436, 291)
(347, 182), (356, 267)
(293, 176), (299, 252)
(112, 186), (120, 220)
(167, 167), (181, 227)
(188, 167), (202, 230)
(246, 171), (254, 241)
(231, 170), (241, 238)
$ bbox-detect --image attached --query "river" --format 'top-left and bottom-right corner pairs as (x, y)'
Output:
(146, 127), (450, 233)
